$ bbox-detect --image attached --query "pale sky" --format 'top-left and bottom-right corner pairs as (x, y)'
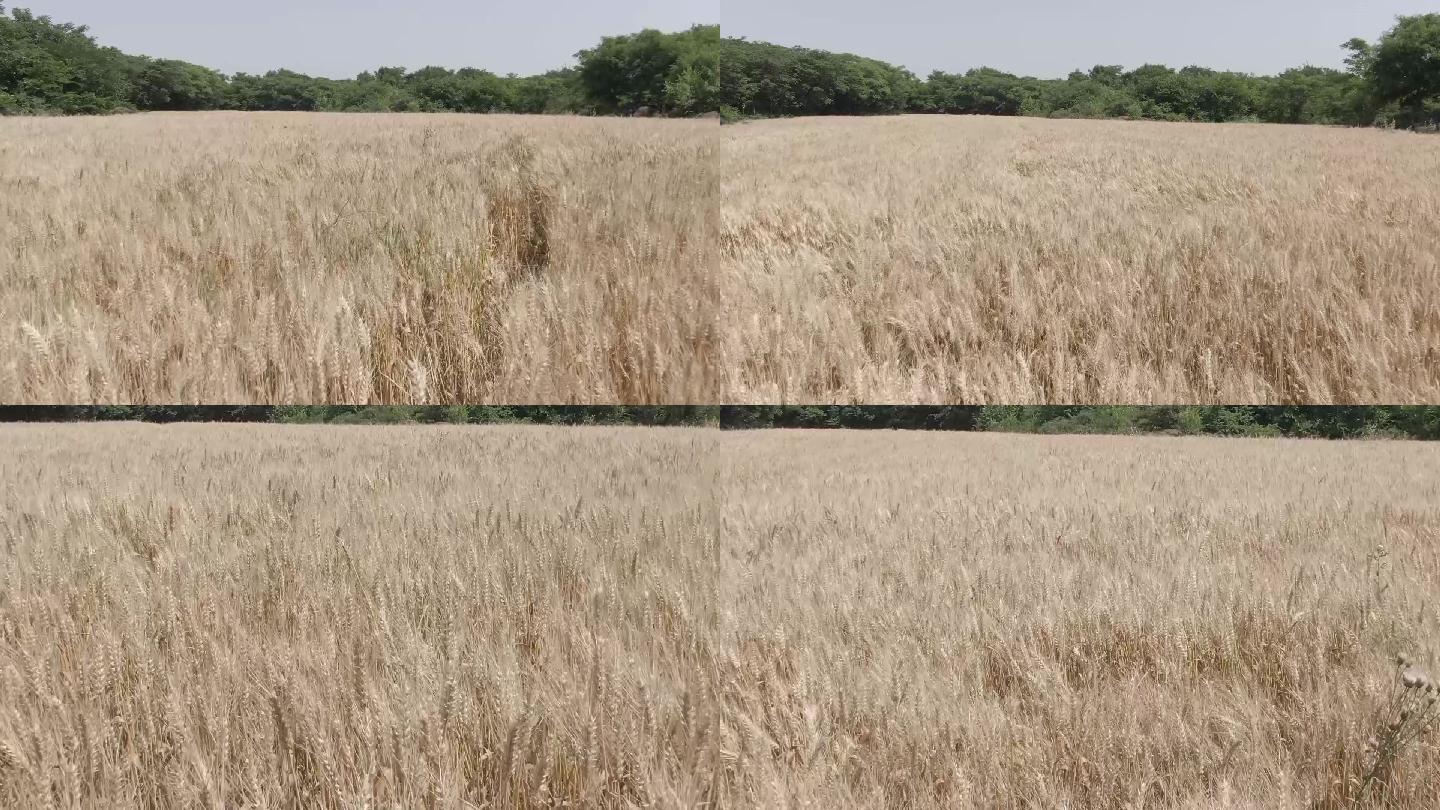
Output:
(15, 0), (717, 78)
(725, 0), (1437, 78)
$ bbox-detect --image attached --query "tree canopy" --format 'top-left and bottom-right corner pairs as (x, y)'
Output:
(720, 15), (1440, 128)
(0, 5), (717, 117)
(578, 25), (718, 116)
(719, 38), (918, 117)
(720, 407), (1440, 439)
(1346, 15), (1440, 128)
(5, 406), (1435, 439)
(6, 4), (1437, 128)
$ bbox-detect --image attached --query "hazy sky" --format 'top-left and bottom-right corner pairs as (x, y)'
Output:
(19, 0), (717, 78)
(726, 0), (1436, 78)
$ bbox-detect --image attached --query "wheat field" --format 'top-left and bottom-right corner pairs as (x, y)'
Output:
(0, 113), (718, 404)
(10, 113), (1438, 406)
(722, 429), (1440, 807)
(9, 424), (1440, 807)
(0, 424), (719, 806)
(722, 116), (1440, 404)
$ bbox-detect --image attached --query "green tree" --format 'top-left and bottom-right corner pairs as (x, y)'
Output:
(133, 58), (228, 110)
(228, 70), (328, 111)
(662, 24), (719, 115)
(577, 25), (718, 115)
(0, 5), (141, 113)
(508, 69), (586, 114)
(1258, 66), (1366, 124)
(331, 75), (414, 111)
(1352, 15), (1440, 128)
(923, 68), (1039, 115)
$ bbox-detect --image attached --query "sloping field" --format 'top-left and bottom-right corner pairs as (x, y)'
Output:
(722, 115), (1440, 403)
(721, 430), (1440, 807)
(1, 113), (718, 404)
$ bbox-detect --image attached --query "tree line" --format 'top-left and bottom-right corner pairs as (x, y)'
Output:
(0, 5), (716, 116)
(10, 2), (1435, 128)
(3, 406), (1438, 439)
(721, 406), (1440, 439)
(721, 14), (1440, 128)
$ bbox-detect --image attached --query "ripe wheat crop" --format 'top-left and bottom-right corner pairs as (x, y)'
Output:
(722, 115), (1440, 403)
(0, 424), (720, 806)
(721, 429), (1440, 807)
(0, 112), (718, 404)
(9, 425), (1440, 806)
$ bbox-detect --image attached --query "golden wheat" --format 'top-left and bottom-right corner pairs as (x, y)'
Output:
(720, 429), (1440, 807)
(722, 116), (1440, 403)
(0, 112), (718, 404)
(9, 423), (1440, 806)
(0, 423), (719, 806)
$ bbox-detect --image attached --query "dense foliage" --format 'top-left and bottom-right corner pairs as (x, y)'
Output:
(721, 406), (981, 431)
(722, 406), (1440, 439)
(719, 38), (916, 118)
(578, 25), (717, 115)
(5, 407), (1438, 438)
(1, 5), (142, 113)
(1344, 15), (1440, 129)
(0, 5), (714, 116)
(9, 1), (1432, 127)
(721, 14), (1440, 128)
